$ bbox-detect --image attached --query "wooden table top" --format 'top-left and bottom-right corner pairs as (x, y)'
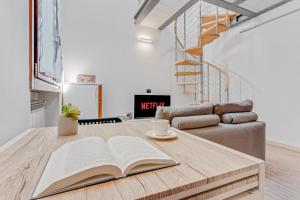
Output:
(0, 120), (264, 200)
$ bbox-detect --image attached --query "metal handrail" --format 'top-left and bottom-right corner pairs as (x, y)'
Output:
(174, 19), (185, 50)
(202, 61), (229, 91)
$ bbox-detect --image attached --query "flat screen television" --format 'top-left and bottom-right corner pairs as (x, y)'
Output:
(134, 95), (171, 119)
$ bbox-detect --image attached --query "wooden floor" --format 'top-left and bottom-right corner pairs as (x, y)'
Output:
(265, 144), (300, 200)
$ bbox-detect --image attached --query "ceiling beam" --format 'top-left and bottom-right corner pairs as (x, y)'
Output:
(233, 0), (247, 5)
(158, 0), (199, 30)
(134, 0), (160, 24)
(202, 0), (256, 17)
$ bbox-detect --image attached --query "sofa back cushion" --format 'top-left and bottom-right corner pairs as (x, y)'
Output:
(221, 112), (258, 124)
(155, 103), (213, 122)
(214, 99), (253, 116)
(172, 115), (220, 130)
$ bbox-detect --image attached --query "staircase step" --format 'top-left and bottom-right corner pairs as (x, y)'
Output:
(176, 60), (201, 66)
(185, 47), (203, 56)
(201, 13), (237, 24)
(176, 82), (201, 85)
(175, 71), (202, 76)
(201, 18), (228, 29)
(203, 23), (228, 35)
(199, 34), (219, 47)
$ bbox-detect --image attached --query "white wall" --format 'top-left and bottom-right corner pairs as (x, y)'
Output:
(62, 0), (194, 118)
(205, 1), (300, 147)
(0, 0), (30, 145)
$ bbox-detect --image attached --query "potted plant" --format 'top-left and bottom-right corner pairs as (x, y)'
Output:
(58, 103), (80, 136)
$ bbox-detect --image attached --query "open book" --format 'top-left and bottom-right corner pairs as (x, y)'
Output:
(32, 136), (178, 199)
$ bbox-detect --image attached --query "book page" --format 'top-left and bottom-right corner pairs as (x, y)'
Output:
(63, 137), (118, 173)
(33, 137), (121, 198)
(107, 136), (176, 175)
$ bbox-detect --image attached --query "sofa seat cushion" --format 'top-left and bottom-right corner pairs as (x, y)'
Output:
(221, 112), (258, 124)
(214, 99), (253, 116)
(172, 115), (220, 130)
(184, 122), (266, 160)
(155, 103), (213, 122)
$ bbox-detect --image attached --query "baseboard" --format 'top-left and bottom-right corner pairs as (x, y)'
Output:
(267, 140), (300, 153)
(0, 129), (33, 153)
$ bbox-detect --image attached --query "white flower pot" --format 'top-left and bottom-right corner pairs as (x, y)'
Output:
(58, 115), (78, 136)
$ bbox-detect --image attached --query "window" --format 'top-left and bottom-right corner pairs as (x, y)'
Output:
(33, 0), (62, 85)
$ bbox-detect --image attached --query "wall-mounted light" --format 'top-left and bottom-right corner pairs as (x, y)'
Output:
(138, 36), (153, 43)
(135, 25), (160, 44)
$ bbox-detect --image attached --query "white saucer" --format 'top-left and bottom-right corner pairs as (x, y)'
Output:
(145, 129), (177, 140)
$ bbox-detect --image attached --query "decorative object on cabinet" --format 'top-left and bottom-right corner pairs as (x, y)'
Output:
(77, 74), (96, 84)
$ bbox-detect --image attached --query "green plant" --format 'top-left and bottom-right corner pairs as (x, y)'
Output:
(61, 103), (80, 121)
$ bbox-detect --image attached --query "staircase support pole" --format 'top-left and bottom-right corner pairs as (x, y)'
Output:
(175, 22), (179, 83)
(183, 12), (187, 93)
(219, 71), (222, 102)
(199, 0), (204, 103)
(207, 64), (210, 102)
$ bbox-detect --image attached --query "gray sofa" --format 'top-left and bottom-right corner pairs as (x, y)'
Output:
(155, 100), (266, 160)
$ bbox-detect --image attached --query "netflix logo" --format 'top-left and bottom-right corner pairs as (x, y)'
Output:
(134, 95), (170, 118)
(140, 102), (165, 110)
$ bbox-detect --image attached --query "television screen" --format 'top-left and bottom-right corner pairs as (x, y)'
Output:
(134, 95), (171, 119)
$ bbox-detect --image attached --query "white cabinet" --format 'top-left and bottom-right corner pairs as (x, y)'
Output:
(63, 83), (102, 120)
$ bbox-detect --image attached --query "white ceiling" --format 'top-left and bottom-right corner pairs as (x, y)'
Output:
(240, 0), (284, 12)
(224, 0), (286, 13)
(141, 0), (191, 29)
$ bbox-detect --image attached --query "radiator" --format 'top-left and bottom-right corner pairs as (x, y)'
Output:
(31, 100), (46, 128)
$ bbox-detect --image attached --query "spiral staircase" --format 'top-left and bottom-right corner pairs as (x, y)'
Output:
(174, 2), (237, 103)
(134, 0), (292, 103)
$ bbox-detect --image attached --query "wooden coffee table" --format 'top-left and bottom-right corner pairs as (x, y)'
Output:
(0, 120), (264, 200)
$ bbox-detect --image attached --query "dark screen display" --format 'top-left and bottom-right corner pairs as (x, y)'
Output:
(134, 95), (171, 119)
